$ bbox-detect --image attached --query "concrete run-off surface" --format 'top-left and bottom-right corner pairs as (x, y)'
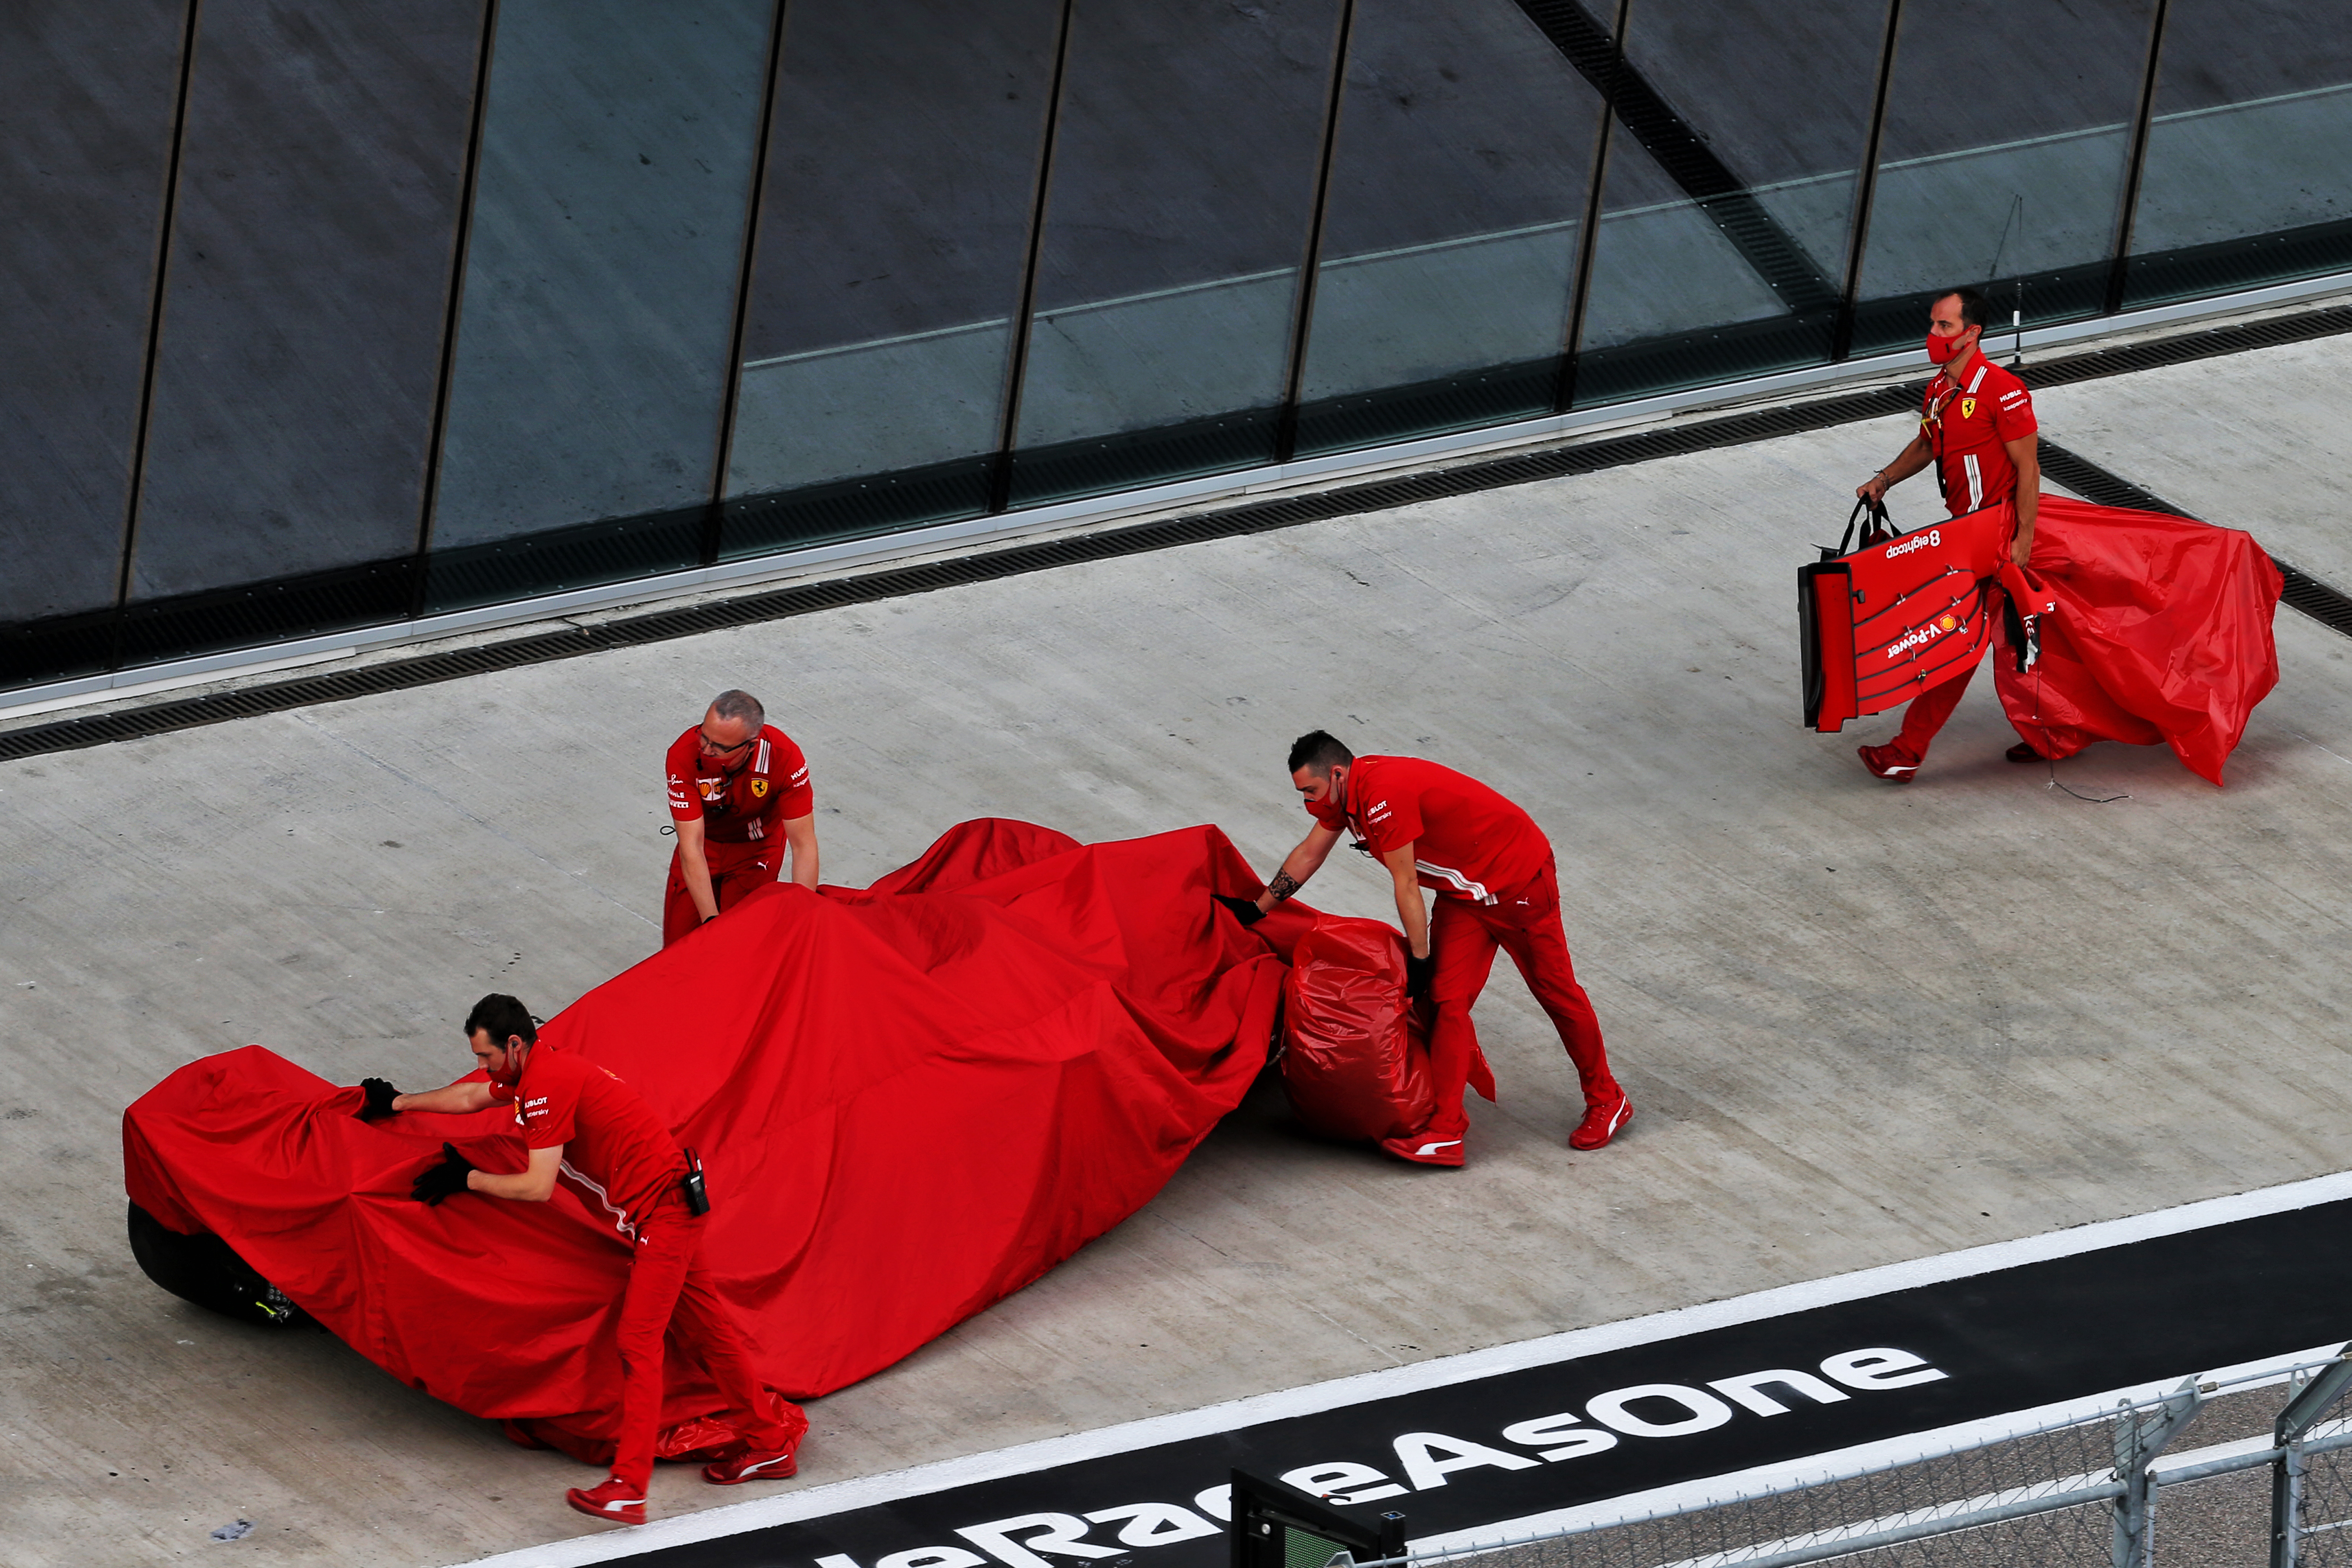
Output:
(2, 335), (2349, 1567)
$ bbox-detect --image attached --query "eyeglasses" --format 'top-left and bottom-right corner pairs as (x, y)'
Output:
(697, 729), (754, 757)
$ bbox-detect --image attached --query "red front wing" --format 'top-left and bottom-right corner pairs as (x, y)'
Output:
(1801, 504), (2010, 732)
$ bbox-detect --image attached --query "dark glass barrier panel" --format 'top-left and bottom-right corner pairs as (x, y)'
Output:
(1290, 0), (1605, 457)
(0, 558), (420, 691)
(428, 0), (774, 554)
(127, 0), (484, 600)
(2123, 0), (2352, 307)
(420, 507), (705, 616)
(0, 0), (186, 623)
(719, 0), (1063, 560)
(1006, 0), (1345, 507)
(1573, 0), (1887, 407)
(1848, 0), (2157, 357)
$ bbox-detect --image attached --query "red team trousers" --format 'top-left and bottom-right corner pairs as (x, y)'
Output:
(1426, 858), (1617, 1135)
(1880, 658), (1980, 766)
(611, 1190), (789, 1492)
(662, 840), (778, 947)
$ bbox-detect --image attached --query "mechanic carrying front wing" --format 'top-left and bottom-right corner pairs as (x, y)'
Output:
(1221, 731), (1630, 1168)
(358, 994), (800, 1524)
(1852, 286), (2044, 781)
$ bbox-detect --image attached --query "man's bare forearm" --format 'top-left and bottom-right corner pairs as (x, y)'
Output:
(2007, 437), (2040, 566)
(1392, 876), (1429, 959)
(1860, 436), (1932, 500)
(1253, 832), (1337, 914)
(678, 843), (719, 921)
(393, 1080), (493, 1116)
(783, 815), (820, 891)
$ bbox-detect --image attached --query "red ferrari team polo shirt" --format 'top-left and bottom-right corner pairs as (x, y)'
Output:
(1306, 755), (1552, 906)
(488, 1049), (683, 1240)
(1922, 356), (2037, 517)
(664, 725), (812, 845)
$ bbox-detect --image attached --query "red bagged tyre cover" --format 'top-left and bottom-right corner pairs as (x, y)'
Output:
(1279, 916), (1435, 1141)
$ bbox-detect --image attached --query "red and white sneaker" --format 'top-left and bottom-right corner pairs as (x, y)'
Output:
(1857, 744), (1918, 782)
(1569, 1089), (1632, 1151)
(564, 1477), (646, 1525)
(703, 1442), (800, 1485)
(1378, 1131), (1466, 1167)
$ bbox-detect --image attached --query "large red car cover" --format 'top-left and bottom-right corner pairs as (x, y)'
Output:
(1992, 497), (2282, 785)
(122, 820), (1285, 1465)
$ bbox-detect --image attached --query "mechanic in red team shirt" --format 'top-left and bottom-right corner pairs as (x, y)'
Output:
(365, 994), (802, 1525)
(1225, 731), (1629, 1168)
(663, 688), (817, 946)
(1851, 285), (2044, 781)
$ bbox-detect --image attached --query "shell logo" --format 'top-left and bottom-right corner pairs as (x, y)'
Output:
(1937, 613), (1960, 632)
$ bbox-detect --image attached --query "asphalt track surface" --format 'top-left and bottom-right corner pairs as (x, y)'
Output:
(465, 1176), (2352, 1568)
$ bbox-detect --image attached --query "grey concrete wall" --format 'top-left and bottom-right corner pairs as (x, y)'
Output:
(427, 0), (774, 548)
(0, 0), (186, 622)
(126, 0), (484, 601)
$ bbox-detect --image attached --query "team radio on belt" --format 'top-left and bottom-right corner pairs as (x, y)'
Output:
(122, 285), (2283, 1530)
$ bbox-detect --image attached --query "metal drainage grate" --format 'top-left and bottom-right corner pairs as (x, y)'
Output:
(2039, 438), (2352, 639)
(5, 303), (2350, 763)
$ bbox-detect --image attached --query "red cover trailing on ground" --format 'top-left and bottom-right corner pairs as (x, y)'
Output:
(1993, 497), (2282, 785)
(122, 821), (1285, 1464)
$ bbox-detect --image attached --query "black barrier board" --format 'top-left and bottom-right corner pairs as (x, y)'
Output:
(603, 1195), (2349, 1568)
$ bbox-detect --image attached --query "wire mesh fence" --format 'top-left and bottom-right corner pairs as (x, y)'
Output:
(2297, 1424), (2352, 1568)
(1240, 1351), (2352, 1568)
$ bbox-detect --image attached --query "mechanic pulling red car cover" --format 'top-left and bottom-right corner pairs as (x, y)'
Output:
(122, 819), (1287, 1469)
(1277, 914), (1494, 1145)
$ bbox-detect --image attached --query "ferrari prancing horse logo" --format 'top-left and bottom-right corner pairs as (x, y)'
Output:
(750, 778), (768, 798)
(1959, 397), (1977, 419)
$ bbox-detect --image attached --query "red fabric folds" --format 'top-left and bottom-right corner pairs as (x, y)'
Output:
(123, 820), (1285, 1462)
(1279, 916), (1436, 1142)
(1995, 498), (2283, 785)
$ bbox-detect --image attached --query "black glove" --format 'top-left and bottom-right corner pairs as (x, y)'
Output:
(410, 1142), (475, 1205)
(1213, 894), (1265, 928)
(1405, 951), (1436, 1002)
(357, 1078), (401, 1121)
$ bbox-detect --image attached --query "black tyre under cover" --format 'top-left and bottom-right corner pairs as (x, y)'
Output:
(127, 1201), (311, 1329)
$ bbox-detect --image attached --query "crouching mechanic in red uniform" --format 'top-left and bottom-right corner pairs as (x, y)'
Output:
(664, 688), (817, 946)
(1232, 731), (1629, 1168)
(363, 994), (801, 1524)
(1852, 285), (2043, 781)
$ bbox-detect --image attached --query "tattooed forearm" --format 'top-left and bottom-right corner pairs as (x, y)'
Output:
(1266, 872), (1303, 905)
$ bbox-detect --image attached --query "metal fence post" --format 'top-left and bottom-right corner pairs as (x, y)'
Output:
(2113, 1378), (2203, 1568)
(2273, 1351), (2352, 1568)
